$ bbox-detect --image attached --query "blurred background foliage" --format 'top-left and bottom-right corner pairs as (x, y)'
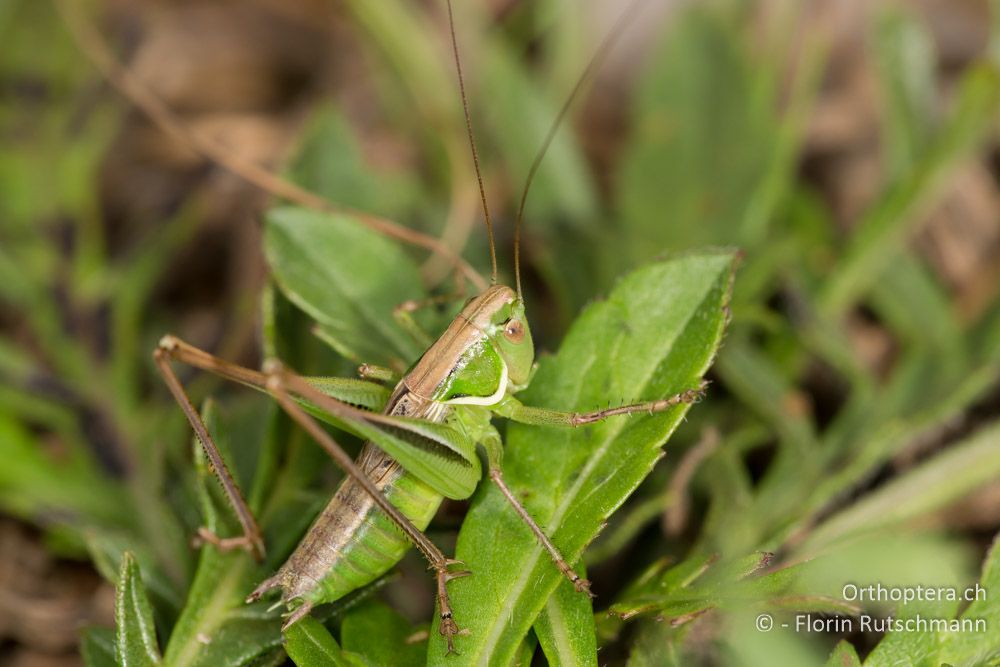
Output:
(1, 0), (1000, 665)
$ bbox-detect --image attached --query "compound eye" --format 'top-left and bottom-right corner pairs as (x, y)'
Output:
(503, 319), (525, 343)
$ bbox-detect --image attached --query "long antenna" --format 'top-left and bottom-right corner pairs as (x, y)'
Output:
(446, 0), (498, 284)
(513, 0), (646, 297)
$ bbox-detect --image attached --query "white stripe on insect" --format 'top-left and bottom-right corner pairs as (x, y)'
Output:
(443, 360), (509, 407)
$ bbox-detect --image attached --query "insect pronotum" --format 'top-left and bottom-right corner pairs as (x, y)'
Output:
(132, 0), (705, 655)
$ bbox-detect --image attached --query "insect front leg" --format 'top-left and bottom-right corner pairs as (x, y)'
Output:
(495, 380), (708, 428)
(154, 339), (265, 561)
(262, 364), (471, 653)
(479, 429), (593, 597)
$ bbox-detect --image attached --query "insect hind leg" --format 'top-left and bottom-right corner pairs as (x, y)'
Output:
(154, 337), (265, 561)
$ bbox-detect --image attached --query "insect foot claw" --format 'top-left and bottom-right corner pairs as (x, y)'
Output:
(439, 614), (468, 656)
(681, 382), (708, 404)
(574, 577), (596, 599)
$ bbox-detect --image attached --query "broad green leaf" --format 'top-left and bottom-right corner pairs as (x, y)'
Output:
(428, 251), (736, 663)
(862, 599), (958, 667)
(285, 617), (364, 667)
(341, 600), (423, 667)
(287, 106), (411, 218)
(115, 552), (162, 667)
(265, 206), (425, 368)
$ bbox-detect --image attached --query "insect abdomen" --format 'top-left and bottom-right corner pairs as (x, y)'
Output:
(270, 389), (445, 608)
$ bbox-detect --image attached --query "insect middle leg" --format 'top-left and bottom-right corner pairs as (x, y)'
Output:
(478, 432), (593, 596)
(496, 381), (708, 428)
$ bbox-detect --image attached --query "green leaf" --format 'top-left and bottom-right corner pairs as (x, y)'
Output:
(265, 206), (426, 368)
(287, 107), (393, 215)
(428, 251), (736, 663)
(862, 597), (959, 667)
(533, 571), (598, 667)
(115, 552), (162, 667)
(481, 42), (597, 228)
(872, 8), (937, 176)
(81, 626), (117, 667)
(819, 62), (1000, 317)
(340, 600), (423, 667)
(825, 641), (862, 667)
(800, 420), (1000, 555)
(937, 533), (1000, 665)
(0, 410), (129, 529)
(618, 8), (781, 257)
(285, 616), (364, 667)
(162, 402), (283, 667)
(86, 534), (183, 617)
(611, 553), (859, 624)
(165, 408), (281, 667)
